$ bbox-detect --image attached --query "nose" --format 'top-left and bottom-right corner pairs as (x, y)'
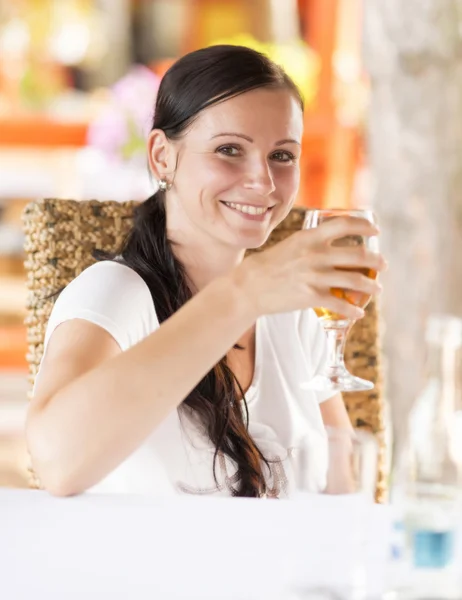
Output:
(243, 159), (276, 196)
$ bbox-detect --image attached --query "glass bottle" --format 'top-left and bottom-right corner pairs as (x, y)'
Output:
(393, 314), (462, 599)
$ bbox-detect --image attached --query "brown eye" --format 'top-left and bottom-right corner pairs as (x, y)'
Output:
(271, 150), (296, 163)
(216, 145), (241, 157)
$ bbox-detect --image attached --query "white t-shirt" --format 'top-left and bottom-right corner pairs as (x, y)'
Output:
(35, 261), (336, 498)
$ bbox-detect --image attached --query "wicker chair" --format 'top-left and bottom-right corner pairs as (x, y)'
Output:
(22, 199), (386, 501)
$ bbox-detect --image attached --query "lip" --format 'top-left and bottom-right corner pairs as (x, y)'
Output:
(220, 200), (274, 222)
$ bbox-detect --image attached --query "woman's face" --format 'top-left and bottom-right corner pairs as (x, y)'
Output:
(164, 87), (304, 250)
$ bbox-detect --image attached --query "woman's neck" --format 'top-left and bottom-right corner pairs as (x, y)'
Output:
(167, 226), (245, 292)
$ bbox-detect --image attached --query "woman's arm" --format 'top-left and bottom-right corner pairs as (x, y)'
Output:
(319, 393), (353, 431)
(27, 275), (255, 497)
(320, 394), (358, 494)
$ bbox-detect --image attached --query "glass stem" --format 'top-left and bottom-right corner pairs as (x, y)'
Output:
(323, 322), (353, 373)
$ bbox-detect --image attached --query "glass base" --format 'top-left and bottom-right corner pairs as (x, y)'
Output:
(301, 369), (374, 393)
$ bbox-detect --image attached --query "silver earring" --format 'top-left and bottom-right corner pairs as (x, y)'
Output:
(158, 178), (171, 192)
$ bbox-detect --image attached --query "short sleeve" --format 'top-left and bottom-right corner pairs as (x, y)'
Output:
(43, 261), (159, 354)
(298, 308), (337, 404)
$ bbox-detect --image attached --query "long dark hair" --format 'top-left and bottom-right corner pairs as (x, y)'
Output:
(114, 46), (303, 497)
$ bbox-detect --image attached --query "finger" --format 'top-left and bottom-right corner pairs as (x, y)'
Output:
(324, 247), (386, 272)
(313, 292), (365, 321)
(315, 217), (379, 244)
(314, 269), (382, 296)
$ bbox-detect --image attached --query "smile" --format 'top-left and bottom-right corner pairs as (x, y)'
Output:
(222, 202), (272, 216)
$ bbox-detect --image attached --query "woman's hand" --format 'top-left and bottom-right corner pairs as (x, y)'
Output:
(231, 217), (386, 320)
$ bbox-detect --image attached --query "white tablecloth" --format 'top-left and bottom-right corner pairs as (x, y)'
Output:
(1, 489), (391, 600)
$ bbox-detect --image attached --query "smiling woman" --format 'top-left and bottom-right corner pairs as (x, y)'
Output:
(147, 70), (304, 258)
(27, 45), (385, 499)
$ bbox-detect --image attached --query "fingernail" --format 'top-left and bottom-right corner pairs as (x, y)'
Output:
(356, 308), (365, 318)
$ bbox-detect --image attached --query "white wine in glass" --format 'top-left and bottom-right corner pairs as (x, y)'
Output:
(302, 209), (380, 393)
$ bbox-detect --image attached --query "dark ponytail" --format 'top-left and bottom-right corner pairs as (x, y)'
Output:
(112, 46), (303, 497)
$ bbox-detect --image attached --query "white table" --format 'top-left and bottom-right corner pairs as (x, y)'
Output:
(1, 489), (391, 600)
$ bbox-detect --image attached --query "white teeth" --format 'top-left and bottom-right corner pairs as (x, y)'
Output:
(225, 202), (268, 215)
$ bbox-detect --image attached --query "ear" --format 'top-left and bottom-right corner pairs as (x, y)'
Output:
(147, 129), (175, 181)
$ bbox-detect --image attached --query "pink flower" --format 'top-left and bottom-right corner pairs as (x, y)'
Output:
(86, 104), (128, 160)
(112, 65), (161, 135)
(87, 65), (161, 161)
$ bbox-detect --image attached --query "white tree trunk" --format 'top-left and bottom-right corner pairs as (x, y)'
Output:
(363, 0), (462, 453)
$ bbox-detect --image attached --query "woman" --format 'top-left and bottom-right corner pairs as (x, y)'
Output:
(27, 46), (384, 498)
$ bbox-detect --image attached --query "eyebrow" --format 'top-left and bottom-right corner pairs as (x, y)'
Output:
(211, 133), (301, 146)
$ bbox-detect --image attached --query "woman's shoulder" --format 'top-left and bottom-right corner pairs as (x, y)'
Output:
(62, 260), (155, 316)
(72, 259), (146, 285)
(46, 260), (159, 351)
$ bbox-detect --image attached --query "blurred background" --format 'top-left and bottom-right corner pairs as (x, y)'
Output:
(1, 0), (461, 491)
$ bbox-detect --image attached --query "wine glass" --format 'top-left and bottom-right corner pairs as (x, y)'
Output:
(302, 209), (380, 393)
